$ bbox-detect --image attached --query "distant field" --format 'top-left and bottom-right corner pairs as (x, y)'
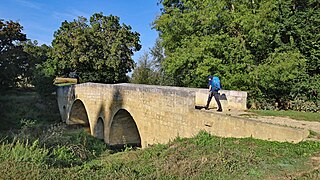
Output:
(250, 110), (320, 122)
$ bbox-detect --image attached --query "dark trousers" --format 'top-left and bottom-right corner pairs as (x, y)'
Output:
(206, 91), (222, 110)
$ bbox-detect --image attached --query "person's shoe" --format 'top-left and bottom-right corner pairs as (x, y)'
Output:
(217, 109), (222, 112)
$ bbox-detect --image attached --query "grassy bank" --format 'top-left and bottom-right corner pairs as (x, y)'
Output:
(0, 89), (61, 131)
(0, 90), (319, 179)
(250, 110), (320, 122)
(0, 130), (319, 179)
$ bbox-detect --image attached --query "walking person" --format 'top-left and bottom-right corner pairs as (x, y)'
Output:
(205, 75), (222, 112)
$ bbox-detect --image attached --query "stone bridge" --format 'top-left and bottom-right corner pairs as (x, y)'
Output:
(56, 83), (309, 148)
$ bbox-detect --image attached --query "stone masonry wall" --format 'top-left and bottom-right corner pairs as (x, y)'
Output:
(57, 83), (309, 148)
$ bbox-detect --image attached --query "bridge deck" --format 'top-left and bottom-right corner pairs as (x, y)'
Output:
(57, 83), (311, 148)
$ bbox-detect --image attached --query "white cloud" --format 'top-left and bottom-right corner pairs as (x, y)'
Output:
(53, 9), (90, 21)
(70, 9), (90, 19)
(14, 0), (42, 10)
(53, 11), (77, 20)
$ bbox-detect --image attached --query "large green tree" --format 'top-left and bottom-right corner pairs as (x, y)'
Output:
(287, 1), (320, 76)
(0, 19), (27, 89)
(50, 13), (141, 83)
(154, 0), (319, 108)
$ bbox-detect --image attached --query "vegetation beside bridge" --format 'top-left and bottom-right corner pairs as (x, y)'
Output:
(1, 124), (320, 179)
(0, 91), (320, 179)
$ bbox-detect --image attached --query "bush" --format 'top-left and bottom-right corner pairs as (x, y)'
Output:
(0, 139), (49, 166)
(50, 145), (82, 167)
(32, 66), (56, 97)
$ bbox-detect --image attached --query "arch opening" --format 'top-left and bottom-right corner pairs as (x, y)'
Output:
(109, 109), (141, 149)
(69, 99), (90, 133)
(94, 117), (104, 140)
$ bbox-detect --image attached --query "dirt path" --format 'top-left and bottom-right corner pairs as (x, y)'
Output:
(222, 110), (320, 134)
(248, 116), (320, 133)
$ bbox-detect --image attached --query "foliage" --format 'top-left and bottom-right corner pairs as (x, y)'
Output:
(22, 40), (56, 96)
(154, 0), (320, 109)
(50, 13), (141, 83)
(51, 145), (81, 167)
(131, 38), (174, 85)
(150, 38), (165, 71)
(149, 37), (175, 85)
(0, 20), (55, 95)
(1, 123), (108, 168)
(250, 50), (308, 105)
(1, 130), (320, 179)
(131, 52), (156, 84)
(3, 91), (320, 178)
(0, 139), (49, 165)
(0, 91), (60, 131)
(32, 66), (56, 97)
(0, 19), (28, 90)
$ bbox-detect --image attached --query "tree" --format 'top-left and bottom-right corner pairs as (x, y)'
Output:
(154, 0), (320, 109)
(50, 13), (141, 83)
(131, 38), (174, 85)
(250, 50), (308, 105)
(286, 1), (320, 76)
(22, 40), (55, 96)
(131, 52), (155, 84)
(154, 0), (257, 87)
(0, 19), (27, 89)
(149, 37), (174, 85)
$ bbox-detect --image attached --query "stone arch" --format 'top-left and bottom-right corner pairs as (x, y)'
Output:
(69, 99), (90, 133)
(94, 117), (104, 140)
(109, 109), (141, 148)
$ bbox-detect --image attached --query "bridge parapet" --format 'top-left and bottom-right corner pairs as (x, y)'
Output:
(117, 83), (247, 111)
(194, 89), (247, 111)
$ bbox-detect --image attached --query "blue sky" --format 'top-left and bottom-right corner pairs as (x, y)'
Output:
(0, 0), (161, 62)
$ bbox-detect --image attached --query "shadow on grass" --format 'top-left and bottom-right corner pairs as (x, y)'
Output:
(0, 89), (61, 131)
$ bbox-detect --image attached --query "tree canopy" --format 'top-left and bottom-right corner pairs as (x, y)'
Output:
(22, 40), (55, 96)
(50, 13), (141, 83)
(0, 19), (27, 89)
(131, 37), (175, 85)
(1, 4), (319, 110)
(131, 52), (156, 84)
(154, 0), (320, 108)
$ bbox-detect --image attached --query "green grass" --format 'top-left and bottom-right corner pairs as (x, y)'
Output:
(0, 90), (320, 179)
(0, 90), (61, 130)
(0, 131), (319, 179)
(249, 110), (320, 122)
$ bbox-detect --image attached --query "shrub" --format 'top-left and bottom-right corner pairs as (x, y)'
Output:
(0, 139), (49, 166)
